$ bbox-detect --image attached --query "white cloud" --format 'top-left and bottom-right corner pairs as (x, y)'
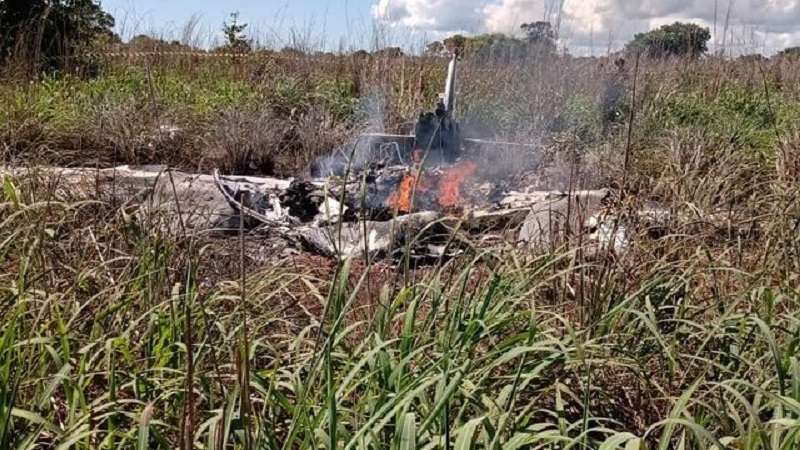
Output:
(481, 0), (548, 33)
(372, 0), (800, 54)
(372, 0), (487, 32)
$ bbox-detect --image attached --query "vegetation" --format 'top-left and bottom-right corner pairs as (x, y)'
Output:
(429, 22), (556, 61)
(2, 5), (800, 450)
(626, 22), (711, 59)
(777, 46), (800, 59)
(0, 0), (116, 73)
(520, 21), (557, 54)
(219, 12), (252, 54)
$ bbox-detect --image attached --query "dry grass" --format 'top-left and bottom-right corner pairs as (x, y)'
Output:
(1, 51), (800, 449)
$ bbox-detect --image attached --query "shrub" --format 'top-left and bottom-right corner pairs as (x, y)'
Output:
(208, 107), (280, 175)
(0, 0), (116, 75)
(626, 22), (711, 59)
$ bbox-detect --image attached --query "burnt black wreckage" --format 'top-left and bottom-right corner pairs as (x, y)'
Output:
(312, 52), (532, 177)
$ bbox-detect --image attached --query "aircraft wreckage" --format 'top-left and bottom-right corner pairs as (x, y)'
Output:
(4, 54), (712, 262)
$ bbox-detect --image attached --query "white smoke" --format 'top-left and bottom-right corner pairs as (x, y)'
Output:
(372, 0), (800, 55)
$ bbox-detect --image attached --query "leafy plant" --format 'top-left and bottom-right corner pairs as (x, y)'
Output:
(626, 22), (711, 59)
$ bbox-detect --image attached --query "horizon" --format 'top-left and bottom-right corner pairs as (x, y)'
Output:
(101, 0), (800, 56)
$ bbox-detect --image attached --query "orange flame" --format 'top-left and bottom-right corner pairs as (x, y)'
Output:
(386, 161), (478, 213)
(437, 161), (477, 210)
(386, 171), (427, 213)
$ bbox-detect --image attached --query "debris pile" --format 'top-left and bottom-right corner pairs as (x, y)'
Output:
(2, 163), (694, 263)
(202, 158), (628, 260)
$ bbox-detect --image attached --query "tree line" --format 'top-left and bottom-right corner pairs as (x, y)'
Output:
(0, 0), (115, 73)
(2, 1), (800, 76)
(426, 21), (715, 60)
(0, 3), (251, 75)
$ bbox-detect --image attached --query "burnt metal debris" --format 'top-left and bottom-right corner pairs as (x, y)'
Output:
(2, 164), (699, 263)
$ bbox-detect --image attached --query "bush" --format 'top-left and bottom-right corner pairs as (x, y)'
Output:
(0, 0), (116, 75)
(208, 107), (280, 175)
(648, 81), (791, 154)
(626, 22), (711, 59)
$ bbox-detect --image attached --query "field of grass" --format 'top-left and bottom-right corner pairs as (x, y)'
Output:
(2, 52), (800, 449)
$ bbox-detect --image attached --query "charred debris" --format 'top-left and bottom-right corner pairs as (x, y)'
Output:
(204, 53), (631, 261)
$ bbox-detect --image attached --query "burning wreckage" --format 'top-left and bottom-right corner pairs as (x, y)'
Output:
(10, 55), (662, 261)
(203, 54), (638, 259)
(202, 54), (623, 258)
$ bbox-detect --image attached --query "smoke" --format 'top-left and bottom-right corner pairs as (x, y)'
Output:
(309, 89), (392, 178)
(372, 0), (800, 54)
(360, 88), (387, 133)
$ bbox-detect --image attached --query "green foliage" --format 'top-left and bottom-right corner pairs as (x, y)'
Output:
(435, 32), (546, 60)
(429, 25), (555, 61)
(627, 22), (711, 59)
(424, 40), (446, 56)
(646, 80), (799, 153)
(269, 75), (310, 115)
(443, 34), (467, 53)
(127, 35), (191, 53)
(2, 52), (800, 450)
(1, 180), (799, 449)
(520, 21), (557, 54)
(314, 78), (357, 122)
(777, 46), (800, 59)
(552, 94), (602, 141)
(219, 12), (252, 54)
(0, 68), (265, 130)
(0, 0), (116, 73)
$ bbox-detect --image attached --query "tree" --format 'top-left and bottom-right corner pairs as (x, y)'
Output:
(443, 34), (467, 54)
(777, 46), (800, 59)
(220, 12), (251, 53)
(373, 47), (404, 58)
(626, 22), (711, 59)
(428, 28), (558, 62)
(424, 41), (446, 56)
(0, 0), (115, 73)
(128, 35), (189, 53)
(435, 34), (527, 60)
(520, 21), (556, 54)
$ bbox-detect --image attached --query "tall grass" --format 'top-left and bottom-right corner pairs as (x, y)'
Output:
(4, 51), (800, 177)
(2, 36), (800, 450)
(2, 145), (800, 449)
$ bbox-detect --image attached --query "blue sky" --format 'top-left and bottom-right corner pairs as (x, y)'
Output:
(100, 0), (800, 55)
(101, 0), (381, 50)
